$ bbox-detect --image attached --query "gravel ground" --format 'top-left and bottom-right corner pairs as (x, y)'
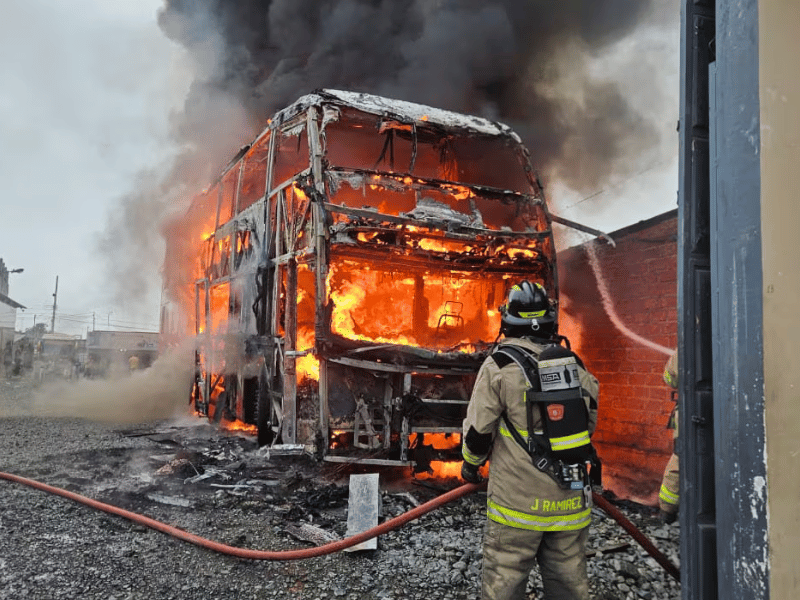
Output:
(0, 374), (680, 600)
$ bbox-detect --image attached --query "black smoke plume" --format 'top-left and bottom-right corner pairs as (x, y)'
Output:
(100, 0), (677, 310)
(157, 0), (675, 191)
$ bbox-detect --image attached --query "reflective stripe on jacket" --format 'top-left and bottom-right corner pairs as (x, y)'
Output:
(663, 351), (678, 389)
(487, 498), (592, 531)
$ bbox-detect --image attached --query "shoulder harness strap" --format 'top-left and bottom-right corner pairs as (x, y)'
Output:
(494, 345), (564, 485)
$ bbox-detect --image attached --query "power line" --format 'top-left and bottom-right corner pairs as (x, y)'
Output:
(105, 323), (160, 332)
(558, 159), (673, 213)
(15, 316), (158, 334)
(108, 318), (160, 328)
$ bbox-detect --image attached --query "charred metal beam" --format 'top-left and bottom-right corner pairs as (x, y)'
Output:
(282, 255), (298, 444)
(330, 247), (550, 276)
(327, 168), (546, 204)
(549, 214), (615, 247)
(325, 204), (551, 241)
(326, 355), (477, 375)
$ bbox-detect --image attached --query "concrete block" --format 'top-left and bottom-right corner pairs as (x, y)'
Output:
(345, 472), (381, 552)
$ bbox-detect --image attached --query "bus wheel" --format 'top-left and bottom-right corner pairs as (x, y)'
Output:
(257, 364), (275, 447)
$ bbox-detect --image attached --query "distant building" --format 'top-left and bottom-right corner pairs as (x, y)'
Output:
(34, 332), (82, 381)
(0, 258), (26, 375)
(85, 330), (159, 377)
(39, 332), (82, 356)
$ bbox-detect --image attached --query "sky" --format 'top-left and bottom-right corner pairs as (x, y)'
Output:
(1, 0), (190, 335)
(1, 0), (680, 338)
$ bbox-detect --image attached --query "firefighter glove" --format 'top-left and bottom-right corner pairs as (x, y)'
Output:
(461, 461), (483, 484)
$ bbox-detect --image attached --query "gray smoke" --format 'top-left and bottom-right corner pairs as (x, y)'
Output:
(101, 0), (678, 308)
(157, 0), (675, 188)
(30, 340), (195, 423)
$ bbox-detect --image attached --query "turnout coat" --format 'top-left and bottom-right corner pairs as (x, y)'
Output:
(462, 337), (599, 531)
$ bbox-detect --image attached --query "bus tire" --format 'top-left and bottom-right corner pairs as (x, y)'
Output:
(257, 364), (274, 447)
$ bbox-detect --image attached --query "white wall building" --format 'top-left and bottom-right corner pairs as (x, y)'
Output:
(0, 258), (26, 373)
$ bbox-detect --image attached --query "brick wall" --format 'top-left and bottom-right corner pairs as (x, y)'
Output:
(557, 210), (677, 505)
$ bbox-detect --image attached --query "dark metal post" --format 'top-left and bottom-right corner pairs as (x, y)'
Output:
(678, 1), (716, 598)
(283, 255), (297, 444)
(681, 1), (770, 598)
(51, 276), (58, 333)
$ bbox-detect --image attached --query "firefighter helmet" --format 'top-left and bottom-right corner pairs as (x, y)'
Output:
(500, 280), (556, 339)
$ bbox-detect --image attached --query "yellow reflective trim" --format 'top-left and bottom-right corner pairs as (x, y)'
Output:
(501, 423), (590, 451)
(487, 499), (591, 532)
(462, 440), (485, 466)
(518, 310), (546, 318)
(462, 446), (484, 466)
(659, 485), (679, 505)
(498, 422), (547, 441)
(499, 422), (529, 439)
(550, 431), (591, 450)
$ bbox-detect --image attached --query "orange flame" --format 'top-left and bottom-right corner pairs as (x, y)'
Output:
(293, 184), (308, 201)
(418, 461), (463, 479)
(507, 248), (536, 259)
(422, 432), (460, 450)
(413, 433), (466, 479)
(221, 419), (258, 434)
(326, 261), (501, 350)
(296, 328), (319, 381)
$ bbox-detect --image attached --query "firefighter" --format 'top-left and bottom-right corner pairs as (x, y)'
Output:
(658, 350), (679, 523)
(461, 280), (600, 600)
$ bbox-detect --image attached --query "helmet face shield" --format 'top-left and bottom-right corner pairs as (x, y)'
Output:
(500, 280), (556, 338)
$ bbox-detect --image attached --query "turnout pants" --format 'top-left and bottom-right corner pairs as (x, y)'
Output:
(659, 452), (680, 514)
(481, 519), (590, 600)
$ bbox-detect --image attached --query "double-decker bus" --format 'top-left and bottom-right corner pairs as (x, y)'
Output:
(160, 89), (558, 470)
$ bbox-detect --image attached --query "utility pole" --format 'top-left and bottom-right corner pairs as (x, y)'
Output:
(51, 276), (58, 333)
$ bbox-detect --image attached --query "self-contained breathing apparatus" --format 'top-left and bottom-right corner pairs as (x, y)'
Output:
(494, 343), (602, 494)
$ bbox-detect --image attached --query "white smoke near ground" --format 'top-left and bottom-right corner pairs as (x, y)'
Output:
(30, 341), (195, 424)
(585, 241), (673, 356)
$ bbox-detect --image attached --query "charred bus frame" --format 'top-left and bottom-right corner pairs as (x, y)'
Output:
(161, 89), (560, 469)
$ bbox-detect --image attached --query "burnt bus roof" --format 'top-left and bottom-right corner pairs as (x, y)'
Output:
(267, 88), (523, 141)
(212, 88), (539, 198)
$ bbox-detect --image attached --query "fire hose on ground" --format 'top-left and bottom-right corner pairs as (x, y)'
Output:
(0, 471), (679, 581)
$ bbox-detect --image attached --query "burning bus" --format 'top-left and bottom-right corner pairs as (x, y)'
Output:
(160, 89), (559, 471)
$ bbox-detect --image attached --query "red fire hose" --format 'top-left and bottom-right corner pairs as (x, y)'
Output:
(591, 493), (680, 581)
(0, 470), (679, 581)
(0, 471), (480, 560)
